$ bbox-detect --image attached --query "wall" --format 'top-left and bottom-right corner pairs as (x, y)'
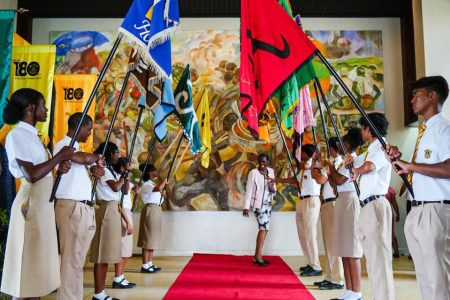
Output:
(33, 17), (413, 255)
(422, 0), (450, 118)
(0, 0), (17, 10)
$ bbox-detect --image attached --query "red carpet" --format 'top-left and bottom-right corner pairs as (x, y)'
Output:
(163, 254), (315, 300)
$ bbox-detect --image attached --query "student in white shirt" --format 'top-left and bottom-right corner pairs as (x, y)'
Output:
(53, 113), (105, 300)
(90, 142), (133, 300)
(326, 128), (364, 300)
(344, 113), (394, 300)
(0, 88), (74, 299)
(137, 163), (168, 273)
(385, 76), (450, 300)
(112, 157), (137, 288)
(310, 138), (344, 291)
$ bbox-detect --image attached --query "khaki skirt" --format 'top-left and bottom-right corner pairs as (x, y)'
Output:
(0, 177), (60, 298)
(333, 191), (363, 258)
(121, 208), (133, 258)
(137, 203), (161, 249)
(90, 200), (122, 264)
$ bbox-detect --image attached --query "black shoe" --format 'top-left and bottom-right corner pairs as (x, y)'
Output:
(253, 257), (268, 267)
(92, 296), (119, 300)
(141, 265), (161, 273)
(319, 281), (344, 290)
(300, 268), (322, 277)
(112, 278), (136, 289)
(314, 279), (330, 286)
(299, 264), (312, 272)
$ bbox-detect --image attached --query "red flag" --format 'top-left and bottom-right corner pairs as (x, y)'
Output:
(240, 0), (318, 138)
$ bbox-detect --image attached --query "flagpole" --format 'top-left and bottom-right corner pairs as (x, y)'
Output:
(315, 51), (414, 198)
(90, 65), (131, 201)
(314, 78), (360, 196)
(166, 133), (184, 180)
(119, 104), (146, 207)
(49, 34), (123, 202)
(273, 113), (302, 196)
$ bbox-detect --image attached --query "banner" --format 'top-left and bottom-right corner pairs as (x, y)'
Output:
(195, 87), (211, 168)
(9, 45), (56, 142)
(53, 74), (97, 152)
(0, 11), (15, 127)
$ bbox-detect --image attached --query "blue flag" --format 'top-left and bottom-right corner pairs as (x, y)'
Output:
(0, 10), (15, 127)
(147, 0), (179, 48)
(173, 65), (202, 154)
(153, 77), (176, 142)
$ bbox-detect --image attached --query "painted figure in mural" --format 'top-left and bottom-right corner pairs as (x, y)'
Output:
(352, 66), (381, 109)
(331, 67), (355, 109)
(243, 153), (277, 267)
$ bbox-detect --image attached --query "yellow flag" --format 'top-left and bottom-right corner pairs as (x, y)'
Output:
(53, 74), (97, 152)
(195, 87), (211, 168)
(12, 33), (30, 46)
(258, 101), (276, 144)
(9, 45), (56, 143)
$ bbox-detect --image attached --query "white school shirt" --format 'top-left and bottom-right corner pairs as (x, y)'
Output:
(141, 180), (163, 205)
(53, 136), (92, 201)
(336, 153), (357, 193)
(96, 167), (120, 201)
(355, 139), (392, 201)
(322, 157), (341, 199)
(122, 182), (134, 210)
(412, 113), (450, 201)
(297, 158), (321, 197)
(5, 121), (52, 179)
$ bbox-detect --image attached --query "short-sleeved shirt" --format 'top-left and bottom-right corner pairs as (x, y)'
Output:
(96, 167), (120, 201)
(5, 121), (51, 179)
(54, 135), (92, 201)
(412, 113), (450, 201)
(141, 180), (163, 205)
(122, 182), (134, 210)
(336, 153), (357, 193)
(355, 139), (392, 200)
(297, 158), (321, 197)
(322, 157), (340, 199)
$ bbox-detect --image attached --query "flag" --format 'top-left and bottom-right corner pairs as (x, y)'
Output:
(0, 10), (15, 127)
(119, 0), (178, 79)
(258, 101), (276, 144)
(147, 0), (179, 48)
(195, 87), (211, 168)
(240, 0), (317, 138)
(128, 49), (162, 110)
(293, 85), (315, 135)
(53, 74), (97, 152)
(153, 77), (176, 142)
(173, 65), (201, 154)
(12, 33), (30, 46)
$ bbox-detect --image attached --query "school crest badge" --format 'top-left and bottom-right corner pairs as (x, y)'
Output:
(424, 149), (432, 159)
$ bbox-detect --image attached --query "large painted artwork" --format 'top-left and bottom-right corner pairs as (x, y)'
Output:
(49, 29), (383, 212)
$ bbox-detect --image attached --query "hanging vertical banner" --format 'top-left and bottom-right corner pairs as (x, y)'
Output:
(0, 10), (15, 128)
(9, 45), (56, 142)
(53, 74), (97, 152)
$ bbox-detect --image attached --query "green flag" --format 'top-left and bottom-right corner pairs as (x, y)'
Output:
(274, 0), (316, 137)
(173, 64), (202, 154)
(0, 10), (15, 127)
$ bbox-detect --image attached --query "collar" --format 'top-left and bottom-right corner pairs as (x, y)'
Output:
(368, 137), (386, 153)
(423, 112), (444, 128)
(17, 121), (39, 135)
(63, 135), (80, 149)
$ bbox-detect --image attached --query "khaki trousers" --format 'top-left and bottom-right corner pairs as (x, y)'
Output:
(296, 196), (321, 270)
(358, 197), (395, 300)
(405, 203), (450, 300)
(55, 199), (96, 300)
(321, 201), (344, 284)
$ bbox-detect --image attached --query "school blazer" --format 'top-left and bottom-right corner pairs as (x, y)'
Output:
(244, 167), (276, 210)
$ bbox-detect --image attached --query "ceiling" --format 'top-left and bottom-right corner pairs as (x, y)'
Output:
(17, 0), (408, 18)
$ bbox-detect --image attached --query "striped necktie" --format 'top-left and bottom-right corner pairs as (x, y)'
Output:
(407, 124), (427, 185)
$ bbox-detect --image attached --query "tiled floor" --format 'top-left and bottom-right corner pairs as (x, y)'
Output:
(43, 255), (420, 300)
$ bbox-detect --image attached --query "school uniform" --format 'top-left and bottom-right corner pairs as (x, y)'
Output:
(53, 135), (96, 300)
(320, 163), (344, 285)
(90, 168), (122, 264)
(0, 121), (60, 298)
(296, 159), (322, 272)
(137, 180), (163, 249)
(405, 113), (450, 300)
(121, 182), (134, 258)
(355, 138), (394, 300)
(333, 153), (363, 258)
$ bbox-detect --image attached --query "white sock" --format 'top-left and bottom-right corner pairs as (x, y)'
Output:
(113, 275), (123, 283)
(143, 263), (150, 269)
(336, 290), (353, 299)
(148, 261), (153, 266)
(351, 291), (362, 299)
(93, 290), (107, 300)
